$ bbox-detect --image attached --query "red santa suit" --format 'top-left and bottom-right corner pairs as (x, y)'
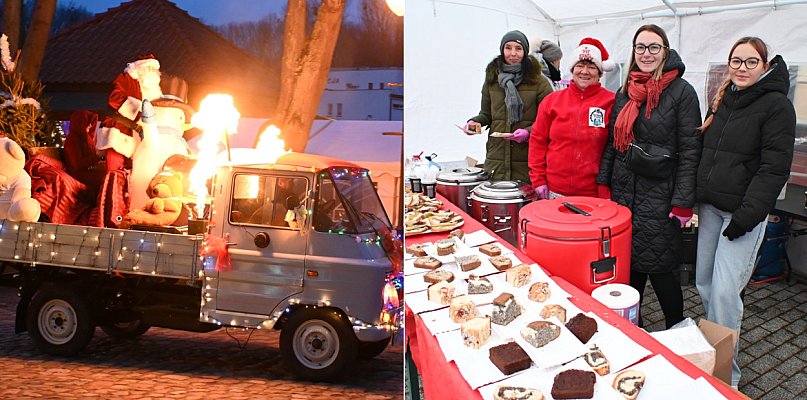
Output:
(528, 81), (614, 197)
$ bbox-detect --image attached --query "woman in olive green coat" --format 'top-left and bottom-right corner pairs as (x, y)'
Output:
(464, 30), (553, 182)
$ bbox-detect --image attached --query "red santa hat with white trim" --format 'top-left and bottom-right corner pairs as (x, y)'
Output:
(572, 37), (615, 73)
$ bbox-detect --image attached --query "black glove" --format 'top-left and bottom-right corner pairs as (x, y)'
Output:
(722, 220), (746, 241)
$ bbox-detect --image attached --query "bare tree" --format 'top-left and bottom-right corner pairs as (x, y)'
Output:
(269, 0), (345, 152)
(2, 0), (23, 54)
(17, 0), (56, 83)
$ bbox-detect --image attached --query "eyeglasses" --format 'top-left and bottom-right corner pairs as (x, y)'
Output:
(728, 57), (761, 70)
(633, 43), (666, 55)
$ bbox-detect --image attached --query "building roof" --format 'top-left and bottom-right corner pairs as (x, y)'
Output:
(40, 0), (277, 117)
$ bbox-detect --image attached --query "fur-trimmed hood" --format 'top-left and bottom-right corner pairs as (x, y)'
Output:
(485, 55), (543, 85)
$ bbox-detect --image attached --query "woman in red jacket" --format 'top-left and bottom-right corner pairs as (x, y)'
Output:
(528, 38), (615, 199)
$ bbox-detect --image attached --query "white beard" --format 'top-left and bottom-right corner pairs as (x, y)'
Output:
(138, 69), (163, 101)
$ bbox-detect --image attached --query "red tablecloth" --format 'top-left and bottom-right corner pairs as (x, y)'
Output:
(405, 194), (744, 400)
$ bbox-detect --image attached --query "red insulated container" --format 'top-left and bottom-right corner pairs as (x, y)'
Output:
(518, 196), (632, 294)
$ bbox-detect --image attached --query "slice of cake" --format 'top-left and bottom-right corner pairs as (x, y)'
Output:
(493, 386), (545, 400)
(455, 254), (482, 272)
(435, 238), (456, 256)
(528, 281), (551, 302)
(491, 293), (521, 326)
(505, 263), (532, 287)
(423, 269), (454, 284)
(479, 243), (502, 256)
(406, 243), (428, 257)
(427, 280), (454, 305)
(467, 274), (493, 294)
(539, 304), (567, 323)
(566, 313), (598, 344)
(551, 369), (596, 399)
(449, 295), (476, 323)
(520, 320), (561, 348)
(461, 316), (491, 349)
(489, 255), (513, 271)
(612, 369), (646, 400)
(583, 344), (610, 376)
(413, 256), (442, 270)
(488, 341), (531, 375)
(448, 228), (465, 241)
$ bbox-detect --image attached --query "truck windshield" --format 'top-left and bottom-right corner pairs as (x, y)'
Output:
(313, 167), (392, 234)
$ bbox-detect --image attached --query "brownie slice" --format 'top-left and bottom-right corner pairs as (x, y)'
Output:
(488, 341), (532, 375)
(551, 369), (596, 399)
(566, 313), (598, 344)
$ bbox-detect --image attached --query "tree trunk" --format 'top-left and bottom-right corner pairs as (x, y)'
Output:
(18, 0), (57, 84)
(270, 0), (345, 152)
(2, 0), (23, 55)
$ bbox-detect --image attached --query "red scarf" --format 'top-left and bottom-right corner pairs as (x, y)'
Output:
(614, 69), (679, 151)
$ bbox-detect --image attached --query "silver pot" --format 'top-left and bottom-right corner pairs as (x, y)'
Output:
(436, 167), (490, 214)
(469, 180), (536, 246)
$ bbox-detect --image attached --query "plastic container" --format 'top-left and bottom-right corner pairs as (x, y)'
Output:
(519, 196), (632, 294)
(591, 283), (640, 325)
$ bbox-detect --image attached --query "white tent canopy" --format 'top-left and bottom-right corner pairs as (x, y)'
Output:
(404, 0), (807, 163)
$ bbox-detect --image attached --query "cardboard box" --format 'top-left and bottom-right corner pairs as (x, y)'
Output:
(698, 319), (738, 385)
(650, 324), (715, 375)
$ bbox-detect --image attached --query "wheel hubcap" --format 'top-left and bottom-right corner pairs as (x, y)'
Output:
(38, 299), (78, 345)
(293, 319), (340, 369)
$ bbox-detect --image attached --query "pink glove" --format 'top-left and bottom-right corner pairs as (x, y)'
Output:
(506, 128), (530, 143)
(669, 206), (693, 228)
(534, 184), (549, 200)
(463, 120), (482, 135)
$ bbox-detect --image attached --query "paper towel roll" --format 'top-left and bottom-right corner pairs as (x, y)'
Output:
(591, 283), (640, 325)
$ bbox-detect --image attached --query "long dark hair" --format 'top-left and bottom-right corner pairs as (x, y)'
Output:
(622, 24), (670, 93)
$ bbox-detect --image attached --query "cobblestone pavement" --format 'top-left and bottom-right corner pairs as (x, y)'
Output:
(0, 286), (403, 399)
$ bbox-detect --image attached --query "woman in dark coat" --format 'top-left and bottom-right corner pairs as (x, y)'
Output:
(464, 30), (553, 182)
(696, 37), (795, 387)
(597, 24), (702, 329)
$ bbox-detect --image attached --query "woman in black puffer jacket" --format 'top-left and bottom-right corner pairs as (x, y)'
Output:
(696, 37), (795, 388)
(597, 24), (702, 329)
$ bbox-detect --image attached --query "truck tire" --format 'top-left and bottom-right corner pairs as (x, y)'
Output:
(357, 337), (391, 359)
(26, 286), (95, 356)
(280, 308), (357, 380)
(100, 320), (151, 339)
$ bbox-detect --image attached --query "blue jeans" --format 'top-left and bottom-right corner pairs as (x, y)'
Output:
(695, 203), (767, 386)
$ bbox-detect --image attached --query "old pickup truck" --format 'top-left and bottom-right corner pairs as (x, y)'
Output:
(0, 152), (402, 380)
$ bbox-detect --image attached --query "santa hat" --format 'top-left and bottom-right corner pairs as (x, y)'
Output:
(572, 37), (614, 73)
(124, 53), (160, 80)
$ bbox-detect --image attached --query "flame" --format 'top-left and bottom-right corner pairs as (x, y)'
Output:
(188, 94), (240, 218)
(215, 124), (290, 166)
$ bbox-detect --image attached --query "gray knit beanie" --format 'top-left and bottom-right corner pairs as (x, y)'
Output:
(538, 40), (563, 63)
(500, 30), (529, 58)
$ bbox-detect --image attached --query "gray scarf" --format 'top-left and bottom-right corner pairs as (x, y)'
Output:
(498, 61), (524, 127)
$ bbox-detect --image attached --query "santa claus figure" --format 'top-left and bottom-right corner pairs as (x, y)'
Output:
(95, 54), (163, 171)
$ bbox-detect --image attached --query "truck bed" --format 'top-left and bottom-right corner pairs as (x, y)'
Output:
(0, 220), (201, 280)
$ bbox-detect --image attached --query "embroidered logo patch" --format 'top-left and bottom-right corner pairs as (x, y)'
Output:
(589, 107), (606, 128)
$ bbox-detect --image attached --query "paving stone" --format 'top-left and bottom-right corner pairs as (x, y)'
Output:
(761, 386), (799, 400)
(748, 354), (780, 375)
(740, 384), (765, 399)
(781, 372), (807, 396)
(750, 367), (785, 387)
(774, 356), (807, 378)
(786, 319), (807, 335)
(761, 316), (789, 331)
(767, 329), (796, 346)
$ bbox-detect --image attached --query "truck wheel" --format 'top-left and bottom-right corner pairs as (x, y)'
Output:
(357, 337), (391, 359)
(280, 308), (357, 380)
(26, 286), (95, 356)
(100, 320), (151, 339)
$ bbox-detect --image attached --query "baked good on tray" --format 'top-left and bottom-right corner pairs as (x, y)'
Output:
(455, 254), (481, 272)
(493, 386), (545, 400)
(406, 243), (428, 257)
(479, 243), (502, 256)
(520, 320), (561, 348)
(528, 281), (551, 302)
(423, 269), (454, 284)
(449, 295), (476, 323)
(583, 344), (610, 376)
(491, 293), (521, 325)
(489, 341), (531, 375)
(539, 304), (567, 323)
(427, 280), (454, 305)
(467, 274), (493, 294)
(413, 256), (442, 270)
(461, 316), (491, 349)
(551, 369), (596, 399)
(566, 313), (598, 344)
(489, 255), (513, 271)
(435, 238), (456, 256)
(505, 263), (532, 287)
(612, 369), (646, 400)
(448, 228), (465, 241)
